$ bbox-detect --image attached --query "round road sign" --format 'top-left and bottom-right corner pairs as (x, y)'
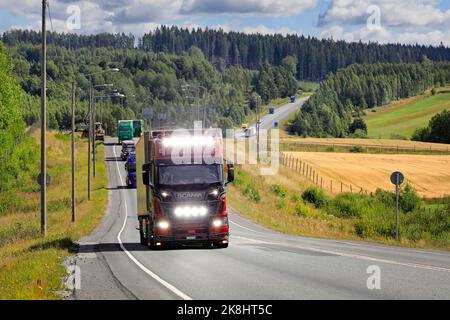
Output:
(37, 173), (51, 186)
(390, 171), (404, 185)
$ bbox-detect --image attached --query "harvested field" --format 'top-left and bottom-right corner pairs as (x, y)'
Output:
(284, 152), (450, 198)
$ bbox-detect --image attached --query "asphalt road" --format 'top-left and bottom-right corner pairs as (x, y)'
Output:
(236, 97), (309, 138)
(72, 138), (450, 300)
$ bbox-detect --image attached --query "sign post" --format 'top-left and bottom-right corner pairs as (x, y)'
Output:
(390, 171), (404, 242)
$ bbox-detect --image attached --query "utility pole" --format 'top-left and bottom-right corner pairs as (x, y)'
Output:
(255, 95), (262, 161)
(93, 96), (96, 178)
(71, 82), (76, 223)
(40, 0), (47, 236)
(88, 82), (92, 201)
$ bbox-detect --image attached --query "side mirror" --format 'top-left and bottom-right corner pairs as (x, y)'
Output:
(142, 171), (151, 186)
(142, 162), (153, 186)
(227, 163), (234, 184)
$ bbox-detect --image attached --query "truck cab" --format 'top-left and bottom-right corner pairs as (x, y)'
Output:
(136, 130), (234, 249)
(133, 119), (144, 138)
(125, 152), (137, 188)
(121, 140), (135, 161)
(95, 122), (105, 141)
(118, 120), (134, 144)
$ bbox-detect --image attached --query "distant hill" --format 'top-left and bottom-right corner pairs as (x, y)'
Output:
(2, 26), (450, 82)
(364, 88), (450, 139)
(290, 62), (450, 137)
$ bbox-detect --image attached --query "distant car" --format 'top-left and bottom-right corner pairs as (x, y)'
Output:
(290, 95), (296, 103)
(121, 140), (135, 161)
(245, 127), (256, 138)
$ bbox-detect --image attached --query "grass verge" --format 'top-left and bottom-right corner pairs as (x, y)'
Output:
(229, 165), (450, 251)
(0, 131), (108, 299)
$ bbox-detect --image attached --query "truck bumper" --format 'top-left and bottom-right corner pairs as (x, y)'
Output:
(152, 233), (229, 246)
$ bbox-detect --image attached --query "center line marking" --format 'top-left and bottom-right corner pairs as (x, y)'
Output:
(234, 235), (450, 273)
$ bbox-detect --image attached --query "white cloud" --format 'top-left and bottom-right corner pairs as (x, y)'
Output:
(181, 0), (317, 16)
(318, 0), (450, 28)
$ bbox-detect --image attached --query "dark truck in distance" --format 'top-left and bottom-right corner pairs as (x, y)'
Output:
(121, 140), (135, 161)
(135, 129), (234, 249)
(125, 152), (137, 188)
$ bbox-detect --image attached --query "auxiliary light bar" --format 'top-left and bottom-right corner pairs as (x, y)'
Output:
(162, 136), (214, 148)
(174, 206), (208, 218)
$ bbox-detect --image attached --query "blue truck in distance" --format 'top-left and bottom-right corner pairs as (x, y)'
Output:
(125, 152), (137, 188)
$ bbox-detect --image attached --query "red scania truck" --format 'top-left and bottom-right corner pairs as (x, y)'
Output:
(135, 129), (234, 249)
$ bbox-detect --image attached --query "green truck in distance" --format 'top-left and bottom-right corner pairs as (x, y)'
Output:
(118, 120), (134, 144)
(133, 119), (144, 138)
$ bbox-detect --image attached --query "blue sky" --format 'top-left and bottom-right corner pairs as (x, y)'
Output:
(0, 0), (449, 46)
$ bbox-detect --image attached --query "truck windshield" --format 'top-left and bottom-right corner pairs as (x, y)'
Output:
(158, 165), (222, 186)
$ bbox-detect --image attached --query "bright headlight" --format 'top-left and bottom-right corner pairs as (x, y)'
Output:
(174, 206), (208, 218)
(212, 219), (224, 227)
(157, 221), (170, 229)
(209, 189), (219, 197)
(161, 191), (169, 198)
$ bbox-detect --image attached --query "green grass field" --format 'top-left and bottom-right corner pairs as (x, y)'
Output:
(0, 132), (108, 299)
(364, 89), (450, 139)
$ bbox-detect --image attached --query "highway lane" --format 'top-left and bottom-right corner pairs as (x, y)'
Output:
(236, 96), (309, 138)
(73, 138), (450, 300)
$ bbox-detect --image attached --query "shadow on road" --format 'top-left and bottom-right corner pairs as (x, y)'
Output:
(104, 142), (119, 147)
(107, 186), (130, 190)
(105, 157), (122, 162)
(77, 242), (224, 253)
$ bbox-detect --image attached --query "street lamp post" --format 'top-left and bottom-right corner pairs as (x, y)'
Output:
(82, 69), (119, 199)
(181, 84), (207, 127)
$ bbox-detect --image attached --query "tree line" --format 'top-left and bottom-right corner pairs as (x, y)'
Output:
(4, 40), (299, 135)
(140, 26), (450, 81)
(290, 61), (450, 137)
(3, 27), (450, 82)
(1, 29), (135, 50)
(0, 43), (37, 193)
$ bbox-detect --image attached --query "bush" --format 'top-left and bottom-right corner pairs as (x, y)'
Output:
(349, 146), (365, 153)
(350, 129), (367, 138)
(294, 200), (310, 217)
(403, 205), (450, 241)
(290, 193), (301, 203)
(301, 187), (328, 208)
(244, 185), (261, 203)
(327, 193), (373, 218)
(354, 209), (397, 239)
(349, 118), (368, 135)
(270, 184), (287, 198)
(399, 185), (422, 213)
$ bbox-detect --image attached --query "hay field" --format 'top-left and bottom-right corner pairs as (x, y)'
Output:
(285, 152), (450, 198)
(280, 137), (450, 152)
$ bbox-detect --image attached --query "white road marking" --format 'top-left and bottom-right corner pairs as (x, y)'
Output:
(112, 144), (193, 300)
(234, 235), (450, 273)
(230, 220), (268, 235)
(231, 215), (450, 258)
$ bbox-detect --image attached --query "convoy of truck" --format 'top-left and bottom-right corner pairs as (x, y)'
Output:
(135, 129), (234, 249)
